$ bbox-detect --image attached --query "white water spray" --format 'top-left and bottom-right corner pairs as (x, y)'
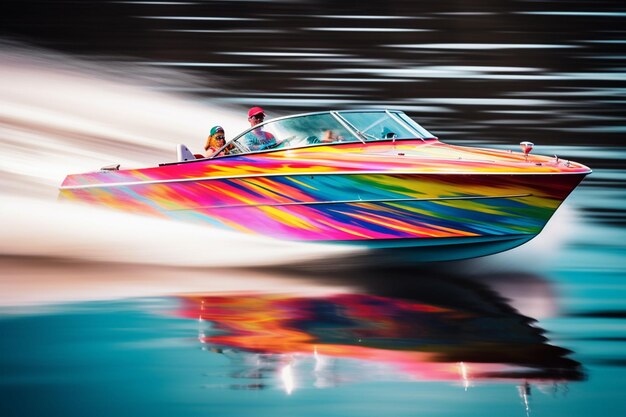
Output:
(0, 42), (359, 269)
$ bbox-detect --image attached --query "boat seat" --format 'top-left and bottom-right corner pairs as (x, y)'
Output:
(176, 144), (197, 162)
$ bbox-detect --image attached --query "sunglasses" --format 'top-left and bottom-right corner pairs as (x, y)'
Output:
(216, 135), (225, 140)
(250, 114), (265, 121)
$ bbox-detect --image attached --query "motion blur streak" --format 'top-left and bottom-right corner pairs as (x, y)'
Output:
(0, 42), (242, 191)
(0, 43), (361, 285)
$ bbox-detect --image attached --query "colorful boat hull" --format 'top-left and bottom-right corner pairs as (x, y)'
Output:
(59, 139), (590, 259)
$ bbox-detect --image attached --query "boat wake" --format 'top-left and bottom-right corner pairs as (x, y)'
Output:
(0, 42), (360, 270)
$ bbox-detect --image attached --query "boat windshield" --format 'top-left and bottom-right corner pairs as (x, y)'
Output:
(215, 110), (433, 157)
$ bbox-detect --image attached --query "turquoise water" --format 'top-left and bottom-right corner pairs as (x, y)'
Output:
(0, 265), (623, 417)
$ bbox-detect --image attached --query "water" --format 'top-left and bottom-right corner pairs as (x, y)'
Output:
(1, 1), (625, 416)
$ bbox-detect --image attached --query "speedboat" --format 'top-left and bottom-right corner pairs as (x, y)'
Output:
(59, 109), (591, 260)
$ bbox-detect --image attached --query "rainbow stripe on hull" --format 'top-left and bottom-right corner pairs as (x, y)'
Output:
(60, 137), (589, 260)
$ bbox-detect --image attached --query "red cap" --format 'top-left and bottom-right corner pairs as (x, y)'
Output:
(248, 106), (265, 118)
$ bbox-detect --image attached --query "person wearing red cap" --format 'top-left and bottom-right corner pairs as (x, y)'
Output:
(247, 106), (266, 127)
(246, 106), (277, 150)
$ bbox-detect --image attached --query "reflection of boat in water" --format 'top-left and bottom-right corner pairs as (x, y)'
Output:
(59, 110), (591, 260)
(177, 272), (584, 393)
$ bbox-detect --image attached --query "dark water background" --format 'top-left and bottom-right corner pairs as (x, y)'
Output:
(1, 1), (625, 416)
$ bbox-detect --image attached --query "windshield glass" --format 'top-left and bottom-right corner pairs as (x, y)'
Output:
(338, 111), (423, 141)
(220, 112), (359, 156)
